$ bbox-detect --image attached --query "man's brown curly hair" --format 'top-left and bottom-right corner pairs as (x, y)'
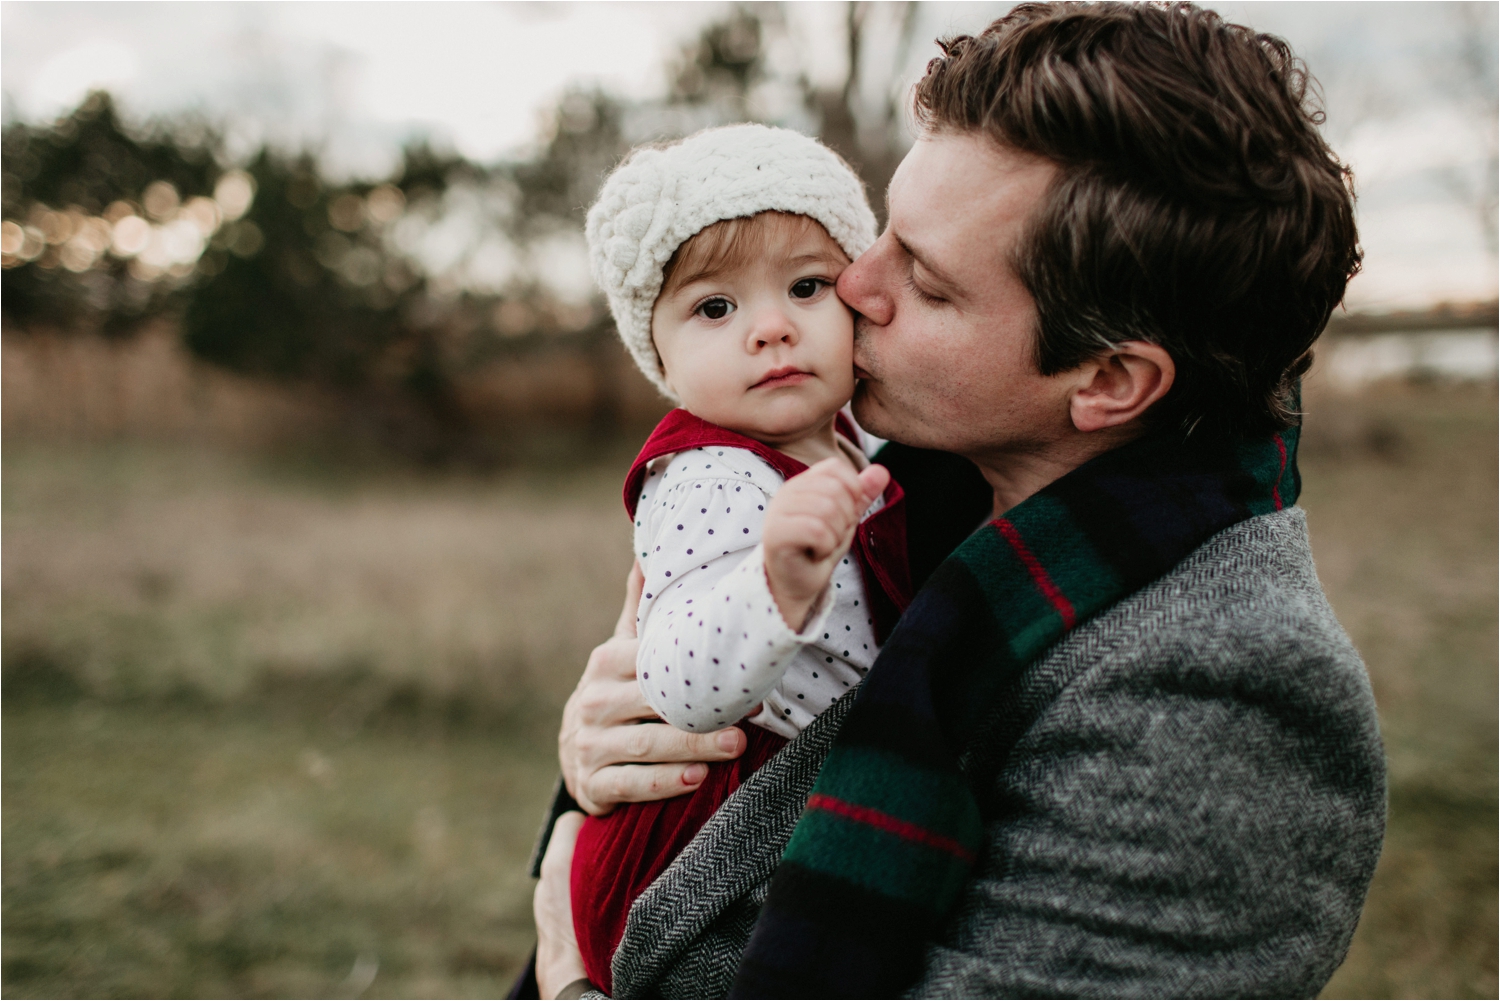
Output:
(913, 1), (1362, 435)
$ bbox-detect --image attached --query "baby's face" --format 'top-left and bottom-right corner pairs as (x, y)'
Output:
(651, 226), (855, 446)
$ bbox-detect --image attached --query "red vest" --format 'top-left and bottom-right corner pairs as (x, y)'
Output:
(622, 408), (913, 642)
(571, 411), (916, 993)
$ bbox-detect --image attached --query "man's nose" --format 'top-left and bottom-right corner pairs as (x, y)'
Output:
(748, 307), (798, 350)
(836, 234), (895, 326)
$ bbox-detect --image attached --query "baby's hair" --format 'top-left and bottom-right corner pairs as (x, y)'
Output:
(659, 211), (850, 301)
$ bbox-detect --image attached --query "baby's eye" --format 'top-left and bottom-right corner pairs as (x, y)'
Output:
(790, 278), (827, 300)
(696, 297), (735, 320)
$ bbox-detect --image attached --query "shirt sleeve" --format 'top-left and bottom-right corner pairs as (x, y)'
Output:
(636, 473), (834, 732)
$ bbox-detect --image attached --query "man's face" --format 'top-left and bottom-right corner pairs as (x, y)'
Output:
(837, 132), (1069, 460)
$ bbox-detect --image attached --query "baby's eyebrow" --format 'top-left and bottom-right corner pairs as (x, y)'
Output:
(781, 250), (848, 269)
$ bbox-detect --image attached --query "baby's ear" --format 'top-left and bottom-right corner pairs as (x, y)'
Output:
(648, 335), (673, 391)
(656, 355), (675, 396)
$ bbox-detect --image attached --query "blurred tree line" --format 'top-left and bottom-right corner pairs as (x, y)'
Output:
(1, 4), (919, 457)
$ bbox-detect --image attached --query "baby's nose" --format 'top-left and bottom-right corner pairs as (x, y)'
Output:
(751, 309), (797, 347)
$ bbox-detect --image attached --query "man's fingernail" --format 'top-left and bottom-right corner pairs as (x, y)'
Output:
(716, 730), (741, 751)
(683, 763), (708, 784)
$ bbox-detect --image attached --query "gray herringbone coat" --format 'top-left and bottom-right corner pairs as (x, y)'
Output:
(554, 508), (1387, 999)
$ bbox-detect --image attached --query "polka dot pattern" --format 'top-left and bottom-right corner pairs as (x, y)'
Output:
(634, 445), (886, 740)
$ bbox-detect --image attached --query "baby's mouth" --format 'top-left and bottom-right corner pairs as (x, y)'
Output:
(752, 367), (812, 390)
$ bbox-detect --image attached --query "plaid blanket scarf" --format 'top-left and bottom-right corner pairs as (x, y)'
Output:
(730, 425), (1300, 998)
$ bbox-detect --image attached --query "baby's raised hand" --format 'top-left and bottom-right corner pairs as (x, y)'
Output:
(762, 457), (891, 632)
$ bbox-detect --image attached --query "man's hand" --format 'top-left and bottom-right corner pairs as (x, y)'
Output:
(534, 810), (587, 998)
(762, 459), (890, 632)
(559, 561), (747, 816)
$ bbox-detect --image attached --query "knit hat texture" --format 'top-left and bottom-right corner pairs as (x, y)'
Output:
(586, 124), (877, 399)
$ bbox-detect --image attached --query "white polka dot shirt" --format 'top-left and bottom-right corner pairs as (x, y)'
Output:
(634, 445), (885, 740)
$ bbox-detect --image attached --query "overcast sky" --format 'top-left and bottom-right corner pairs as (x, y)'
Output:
(3, 1), (1495, 312)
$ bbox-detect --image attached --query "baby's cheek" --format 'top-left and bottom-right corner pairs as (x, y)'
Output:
(678, 352), (751, 423)
(829, 305), (857, 362)
(824, 320), (858, 391)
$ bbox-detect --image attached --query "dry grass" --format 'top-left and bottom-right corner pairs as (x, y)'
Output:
(0, 327), (671, 450)
(1, 326), (334, 447)
(3, 441), (641, 997)
(1301, 381), (1498, 999)
(3, 705), (558, 998)
(2, 441), (635, 714)
(2, 380), (1495, 998)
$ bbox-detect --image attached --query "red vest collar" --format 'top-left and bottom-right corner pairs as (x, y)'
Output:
(623, 408), (859, 519)
(623, 409), (912, 642)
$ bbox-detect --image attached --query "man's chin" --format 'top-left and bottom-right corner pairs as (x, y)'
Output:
(851, 383), (903, 444)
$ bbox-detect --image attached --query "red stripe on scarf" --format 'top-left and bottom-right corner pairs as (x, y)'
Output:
(1272, 434), (1288, 511)
(993, 518), (1078, 629)
(806, 793), (977, 864)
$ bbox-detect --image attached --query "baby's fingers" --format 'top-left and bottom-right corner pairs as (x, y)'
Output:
(858, 464), (890, 505)
(816, 457), (887, 512)
(799, 459), (868, 517)
(772, 510), (845, 560)
(785, 483), (862, 543)
(805, 456), (866, 495)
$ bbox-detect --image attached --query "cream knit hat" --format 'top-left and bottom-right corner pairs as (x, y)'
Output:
(586, 124), (877, 399)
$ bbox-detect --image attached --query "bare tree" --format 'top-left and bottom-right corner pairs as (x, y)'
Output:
(803, 1), (921, 222)
(1433, 3), (1499, 258)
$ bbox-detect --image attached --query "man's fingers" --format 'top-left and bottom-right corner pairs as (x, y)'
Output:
(586, 761), (713, 808)
(582, 635), (641, 687)
(614, 560), (645, 639)
(610, 721), (745, 764)
(540, 810), (585, 879)
(575, 724), (744, 813)
(533, 810), (588, 997)
(573, 676), (654, 731)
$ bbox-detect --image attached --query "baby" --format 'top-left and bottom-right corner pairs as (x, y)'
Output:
(569, 124), (912, 993)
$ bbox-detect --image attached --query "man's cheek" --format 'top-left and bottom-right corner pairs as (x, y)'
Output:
(851, 380), (897, 435)
(851, 322), (877, 374)
(850, 383), (877, 426)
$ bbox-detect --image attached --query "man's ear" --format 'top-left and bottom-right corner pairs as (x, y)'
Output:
(1067, 341), (1176, 433)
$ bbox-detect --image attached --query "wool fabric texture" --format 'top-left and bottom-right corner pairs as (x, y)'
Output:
(729, 424), (1303, 998)
(597, 502), (1383, 998)
(585, 124), (877, 398)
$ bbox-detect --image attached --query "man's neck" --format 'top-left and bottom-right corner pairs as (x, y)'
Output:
(971, 426), (1141, 518)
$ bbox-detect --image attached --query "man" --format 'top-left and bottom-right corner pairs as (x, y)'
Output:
(531, 4), (1386, 997)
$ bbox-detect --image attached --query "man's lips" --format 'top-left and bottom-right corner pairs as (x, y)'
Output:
(853, 363), (872, 380)
(752, 367), (812, 390)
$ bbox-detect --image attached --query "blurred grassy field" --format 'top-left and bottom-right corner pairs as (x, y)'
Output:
(3, 383), (1496, 998)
